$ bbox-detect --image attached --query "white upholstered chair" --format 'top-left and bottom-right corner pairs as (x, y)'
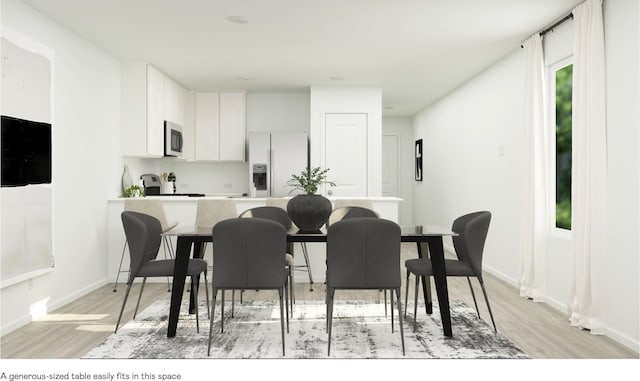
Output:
(266, 198), (314, 290)
(194, 198), (238, 270)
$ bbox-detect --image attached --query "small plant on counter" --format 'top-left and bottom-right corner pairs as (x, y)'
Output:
(287, 166), (336, 195)
(123, 185), (145, 198)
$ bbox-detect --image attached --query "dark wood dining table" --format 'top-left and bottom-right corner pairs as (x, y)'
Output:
(162, 224), (456, 338)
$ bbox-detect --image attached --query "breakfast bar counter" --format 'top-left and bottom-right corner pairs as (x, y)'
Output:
(106, 196), (402, 283)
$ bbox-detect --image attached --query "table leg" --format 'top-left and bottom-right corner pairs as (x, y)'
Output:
(416, 242), (433, 315)
(168, 237), (192, 337)
(426, 236), (452, 337)
(188, 242), (205, 314)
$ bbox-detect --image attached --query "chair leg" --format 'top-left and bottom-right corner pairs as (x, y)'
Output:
(192, 278), (200, 333)
(382, 290), (388, 317)
(404, 271), (410, 319)
(285, 281), (290, 333)
(423, 275), (433, 308)
(467, 277), (481, 318)
(327, 288), (335, 356)
(231, 290), (235, 318)
(395, 288), (406, 356)
(114, 282), (133, 333)
(413, 275), (419, 333)
(288, 266), (294, 318)
(301, 242), (314, 290)
(478, 279), (497, 332)
(221, 289), (225, 333)
(164, 235), (175, 259)
(113, 240), (128, 292)
(278, 288), (286, 356)
(133, 278), (147, 319)
(390, 288), (394, 333)
(208, 288), (218, 356)
(204, 272), (210, 319)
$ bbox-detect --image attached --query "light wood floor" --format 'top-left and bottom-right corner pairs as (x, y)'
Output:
(1, 243), (638, 359)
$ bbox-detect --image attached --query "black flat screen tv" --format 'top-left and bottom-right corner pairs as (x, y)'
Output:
(1, 115), (52, 187)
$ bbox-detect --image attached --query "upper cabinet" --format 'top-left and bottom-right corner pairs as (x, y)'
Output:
(121, 63), (187, 157)
(194, 91), (245, 161)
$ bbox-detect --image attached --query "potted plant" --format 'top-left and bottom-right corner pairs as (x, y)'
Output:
(123, 185), (145, 198)
(286, 167), (336, 233)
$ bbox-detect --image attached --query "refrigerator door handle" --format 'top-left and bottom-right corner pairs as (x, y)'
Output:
(269, 148), (274, 196)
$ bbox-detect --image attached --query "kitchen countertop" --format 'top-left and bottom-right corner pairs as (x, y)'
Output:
(108, 195), (403, 202)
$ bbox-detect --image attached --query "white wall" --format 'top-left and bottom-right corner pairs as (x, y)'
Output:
(413, 50), (525, 279)
(412, 0), (639, 351)
(602, 0), (639, 350)
(1, 0), (122, 334)
(382, 117), (414, 225)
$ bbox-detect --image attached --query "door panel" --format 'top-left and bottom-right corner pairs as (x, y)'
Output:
(324, 113), (367, 197)
(382, 134), (399, 197)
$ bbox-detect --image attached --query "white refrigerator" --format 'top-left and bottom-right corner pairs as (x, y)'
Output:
(248, 132), (309, 197)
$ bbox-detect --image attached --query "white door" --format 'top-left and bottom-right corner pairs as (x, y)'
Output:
(382, 134), (399, 197)
(324, 113), (368, 196)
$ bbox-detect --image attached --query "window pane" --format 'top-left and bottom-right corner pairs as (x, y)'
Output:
(555, 64), (572, 230)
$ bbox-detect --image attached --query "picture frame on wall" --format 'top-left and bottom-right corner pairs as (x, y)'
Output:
(415, 139), (423, 181)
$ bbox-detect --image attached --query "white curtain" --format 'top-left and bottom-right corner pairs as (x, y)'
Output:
(519, 33), (548, 301)
(568, 0), (607, 334)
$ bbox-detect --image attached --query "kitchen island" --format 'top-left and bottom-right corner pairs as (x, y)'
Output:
(106, 196), (401, 283)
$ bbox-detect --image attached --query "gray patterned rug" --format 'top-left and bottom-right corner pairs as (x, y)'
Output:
(83, 299), (528, 359)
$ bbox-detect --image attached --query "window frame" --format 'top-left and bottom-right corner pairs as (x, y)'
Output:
(547, 55), (574, 236)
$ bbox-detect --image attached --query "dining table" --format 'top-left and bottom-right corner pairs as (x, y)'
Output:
(162, 224), (456, 338)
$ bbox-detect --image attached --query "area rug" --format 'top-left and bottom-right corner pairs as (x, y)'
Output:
(83, 299), (528, 359)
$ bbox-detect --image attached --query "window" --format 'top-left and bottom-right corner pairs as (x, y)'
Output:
(552, 61), (573, 230)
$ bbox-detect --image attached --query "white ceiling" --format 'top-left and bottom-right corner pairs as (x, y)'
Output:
(20, 0), (581, 116)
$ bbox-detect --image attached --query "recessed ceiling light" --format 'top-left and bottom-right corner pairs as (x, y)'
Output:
(226, 16), (248, 24)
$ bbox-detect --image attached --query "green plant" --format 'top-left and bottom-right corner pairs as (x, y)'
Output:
(287, 167), (336, 195)
(123, 185), (145, 198)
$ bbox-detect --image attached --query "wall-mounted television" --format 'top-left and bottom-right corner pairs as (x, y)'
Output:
(1, 115), (52, 187)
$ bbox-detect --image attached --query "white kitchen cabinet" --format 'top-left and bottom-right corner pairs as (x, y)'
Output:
(194, 91), (245, 161)
(122, 63), (187, 157)
(163, 74), (187, 126)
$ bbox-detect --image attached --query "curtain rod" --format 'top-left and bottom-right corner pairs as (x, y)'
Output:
(520, 12), (574, 48)
(540, 13), (574, 36)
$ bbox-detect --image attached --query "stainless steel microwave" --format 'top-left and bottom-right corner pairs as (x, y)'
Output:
(164, 121), (183, 157)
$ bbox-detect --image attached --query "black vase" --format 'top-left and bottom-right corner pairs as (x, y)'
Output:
(287, 194), (332, 233)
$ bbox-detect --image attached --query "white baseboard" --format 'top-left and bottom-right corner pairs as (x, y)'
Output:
(0, 277), (108, 337)
(482, 265), (639, 355)
(0, 314), (33, 337)
(605, 326), (640, 353)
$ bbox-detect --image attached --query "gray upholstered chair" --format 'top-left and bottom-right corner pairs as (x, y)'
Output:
(113, 199), (178, 292)
(326, 217), (405, 356)
(239, 206), (294, 316)
(208, 218), (289, 356)
(404, 211), (496, 332)
(326, 206), (389, 314)
(115, 211), (209, 333)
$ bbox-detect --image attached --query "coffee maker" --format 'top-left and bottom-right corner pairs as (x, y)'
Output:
(140, 173), (161, 195)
